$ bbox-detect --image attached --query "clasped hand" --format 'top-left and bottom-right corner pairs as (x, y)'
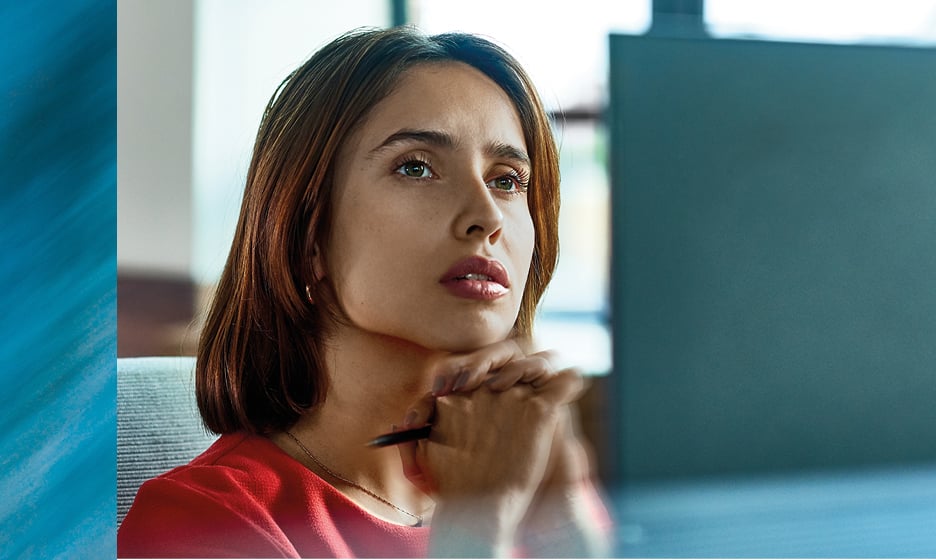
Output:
(396, 339), (593, 553)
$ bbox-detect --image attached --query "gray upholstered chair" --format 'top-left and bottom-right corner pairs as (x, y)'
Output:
(116, 356), (218, 525)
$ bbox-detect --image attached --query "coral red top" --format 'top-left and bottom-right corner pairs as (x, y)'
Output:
(118, 433), (431, 558)
(118, 432), (611, 558)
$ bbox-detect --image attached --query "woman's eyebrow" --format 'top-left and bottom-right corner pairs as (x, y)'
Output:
(487, 141), (530, 168)
(369, 128), (530, 167)
(369, 129), (457, 155)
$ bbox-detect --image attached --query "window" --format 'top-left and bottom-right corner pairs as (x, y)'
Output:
(706, 0), (936, 45)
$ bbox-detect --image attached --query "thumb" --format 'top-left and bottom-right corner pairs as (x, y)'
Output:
(397, 392), (436, 494)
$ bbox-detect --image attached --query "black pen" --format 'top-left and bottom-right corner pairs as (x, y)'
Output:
(367, 425), (432, 447)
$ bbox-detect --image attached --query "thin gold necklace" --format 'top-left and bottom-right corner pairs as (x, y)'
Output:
(284, 430), (424, 527)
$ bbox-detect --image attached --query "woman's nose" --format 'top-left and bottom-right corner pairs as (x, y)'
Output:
(453, 178), (504, 244)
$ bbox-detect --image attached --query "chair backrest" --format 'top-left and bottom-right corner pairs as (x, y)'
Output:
(116, 356), (219, 525)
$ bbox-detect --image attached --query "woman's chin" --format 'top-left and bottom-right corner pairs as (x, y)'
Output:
(424, 328), (514, 353)
(350, 317), (516, 354)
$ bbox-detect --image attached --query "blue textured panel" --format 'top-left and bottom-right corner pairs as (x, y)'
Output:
(0, 1), (116, 558)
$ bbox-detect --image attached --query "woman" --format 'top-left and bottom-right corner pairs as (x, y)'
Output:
(118, 26), (611, 558)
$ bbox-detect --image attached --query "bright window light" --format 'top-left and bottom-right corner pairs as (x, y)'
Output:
(707, 0), (936, 45)
(412, 0), (651, 112)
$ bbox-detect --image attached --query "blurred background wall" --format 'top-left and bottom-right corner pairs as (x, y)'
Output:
(118, 0), (392, 355)
(609, 34), (936, 480)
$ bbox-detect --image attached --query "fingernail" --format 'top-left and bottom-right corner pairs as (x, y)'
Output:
(452, 370), (470, 391)
(404, 410), (418, 427)
(431, 376), (447, 396)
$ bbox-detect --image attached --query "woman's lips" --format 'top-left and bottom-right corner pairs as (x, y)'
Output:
(439, 256), (510, 300)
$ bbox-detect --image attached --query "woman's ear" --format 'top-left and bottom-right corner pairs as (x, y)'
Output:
(304, 246), (326, 306)
(311, 245), (326, 281)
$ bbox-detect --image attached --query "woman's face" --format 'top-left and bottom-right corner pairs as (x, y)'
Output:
(326, 62), (535, 352)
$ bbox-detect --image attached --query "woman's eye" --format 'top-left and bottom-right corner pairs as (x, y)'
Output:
(490, 176), (515, 191)
(487, 174), (526, 193)
(396, 161), (432, 179)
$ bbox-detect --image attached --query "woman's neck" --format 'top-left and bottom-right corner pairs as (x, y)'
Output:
(271, 323), (442, 523)
(321, 323), (441, 433)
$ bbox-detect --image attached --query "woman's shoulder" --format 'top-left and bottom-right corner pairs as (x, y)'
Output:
(126, 431), (322, 514)
(138, 433), (303, 505)
(117, 432), (429, 558)
(166, 432), (298, 483)
(117, 432), (312, 558)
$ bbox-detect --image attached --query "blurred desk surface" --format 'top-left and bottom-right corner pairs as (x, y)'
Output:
(611, 463), (936, 557)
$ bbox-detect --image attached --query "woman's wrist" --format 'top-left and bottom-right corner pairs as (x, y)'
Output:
(428, 496), (526, 558)
(519, 480), (612, 558)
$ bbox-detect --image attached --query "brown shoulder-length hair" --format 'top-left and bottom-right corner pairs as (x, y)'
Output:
(197, 26), (561, 435)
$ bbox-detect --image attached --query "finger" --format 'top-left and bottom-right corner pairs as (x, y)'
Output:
(403, 391), (436, 428)
(484, 353), (554, 392)
(431, 339), (528, 396)
(397, 430), (433, 494)
(533, 366), (586, 405)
